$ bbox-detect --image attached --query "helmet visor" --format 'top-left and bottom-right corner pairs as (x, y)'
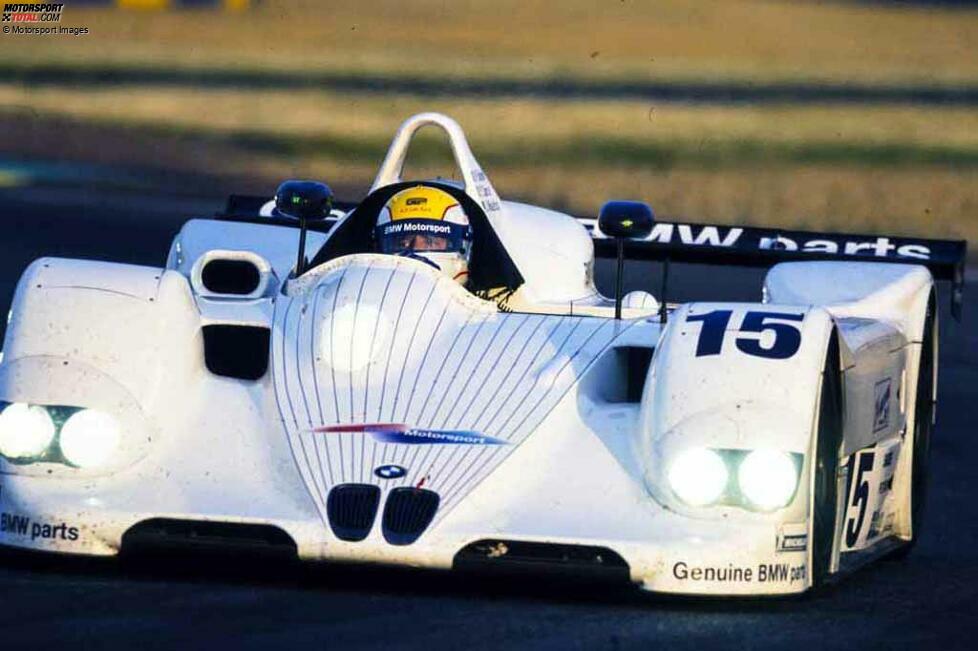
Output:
(375, 219), (468, 254)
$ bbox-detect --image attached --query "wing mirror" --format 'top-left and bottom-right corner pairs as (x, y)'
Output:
(598, 200), (654, 240)
(598, 201), (655, 320)
(275, 180), (334, 276)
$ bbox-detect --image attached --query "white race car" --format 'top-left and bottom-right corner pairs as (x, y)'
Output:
(0, 113), (967, 596)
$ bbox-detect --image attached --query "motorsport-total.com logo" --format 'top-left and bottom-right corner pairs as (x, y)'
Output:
(2, 2), (88, 36)
(1, 3), (64, 22)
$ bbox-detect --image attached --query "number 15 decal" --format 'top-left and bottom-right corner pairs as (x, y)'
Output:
(686, 310), (805, 359)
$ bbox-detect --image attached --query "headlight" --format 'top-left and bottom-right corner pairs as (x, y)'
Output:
(59, 409), (122, 469)
(667, 447), (729, 507)
(737, 449), (799, 511)
(0, 402), (56, 460)
(660, 445), (802, 512)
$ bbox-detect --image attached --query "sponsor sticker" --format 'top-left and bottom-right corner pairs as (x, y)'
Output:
(313, 423), (508, 446)
(470, 168), (501, 213)
(1, 512), (79, 542)
(777, 523), (808, 553)
(874, 378), (892, 433)
(777, 534), (808, 553)
(867, 508), (883, 539)
(382, 221), (453, 236)
(582, 220), (936, 261)
(671, 561), (807, 584)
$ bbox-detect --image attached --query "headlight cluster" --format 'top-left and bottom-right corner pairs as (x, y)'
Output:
(667, 447), (802, 511)
(0, 401), (122, 469)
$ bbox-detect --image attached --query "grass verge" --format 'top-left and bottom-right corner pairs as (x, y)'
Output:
(1, 1), (977, 87)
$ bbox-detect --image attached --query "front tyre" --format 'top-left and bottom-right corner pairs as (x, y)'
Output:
(811, 331), (843, 588)
(892, 291), (937, 559)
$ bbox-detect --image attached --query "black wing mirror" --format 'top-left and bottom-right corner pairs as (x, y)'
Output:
(598, 200), (654, 240)
(598, 201), (655, 319)
(275, 180), (333, 276)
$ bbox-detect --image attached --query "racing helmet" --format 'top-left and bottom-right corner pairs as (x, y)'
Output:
(374, 185), (473, 284)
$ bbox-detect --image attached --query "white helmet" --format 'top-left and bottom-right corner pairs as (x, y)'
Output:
(374, 185), (472, 284)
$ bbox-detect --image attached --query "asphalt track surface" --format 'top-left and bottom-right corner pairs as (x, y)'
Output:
(0, 182), (976, 650)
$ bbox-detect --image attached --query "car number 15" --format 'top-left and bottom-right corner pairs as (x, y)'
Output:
(686, 310), (805, 359)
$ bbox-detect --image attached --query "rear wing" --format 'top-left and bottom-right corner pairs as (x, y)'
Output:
(581, 218), (967, 320)
(217, 196), (967, 320)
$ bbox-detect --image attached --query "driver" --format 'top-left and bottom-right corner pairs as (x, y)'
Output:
(374, 185), (473, 285)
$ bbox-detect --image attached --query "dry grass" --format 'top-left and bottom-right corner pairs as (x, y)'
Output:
(0, 1), (975, 248)
(3, 85), (978, 152)
(1, 82), (975, 245)
(1, 0), (976, 85)
(487, 165), (978, 240)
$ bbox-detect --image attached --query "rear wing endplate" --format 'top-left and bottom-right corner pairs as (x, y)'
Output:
(582, 218), (967, 320)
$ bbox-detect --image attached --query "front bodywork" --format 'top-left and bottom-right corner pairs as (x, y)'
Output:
(1, 250), (927, 595)
(0, 251), (827, 595)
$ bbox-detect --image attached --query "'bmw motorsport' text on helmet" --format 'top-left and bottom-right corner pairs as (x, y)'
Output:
(375, 185), (473, 284)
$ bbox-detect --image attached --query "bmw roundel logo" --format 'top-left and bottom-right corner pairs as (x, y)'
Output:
(374, 464), (407, 480)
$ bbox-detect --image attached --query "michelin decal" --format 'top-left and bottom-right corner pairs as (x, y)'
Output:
(777, 523), (809, 553)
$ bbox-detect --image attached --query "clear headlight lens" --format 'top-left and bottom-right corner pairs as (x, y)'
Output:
(662, 446), (802, 511)
(0, 402), (123, 469)
(0, 402), (56, 460)
(667, 447), (729, 507)
(59, 409), (122, 469)
(738, 449), (799, 511)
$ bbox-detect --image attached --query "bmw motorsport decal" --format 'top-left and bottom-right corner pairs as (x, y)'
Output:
(312, 423), (509, 445)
